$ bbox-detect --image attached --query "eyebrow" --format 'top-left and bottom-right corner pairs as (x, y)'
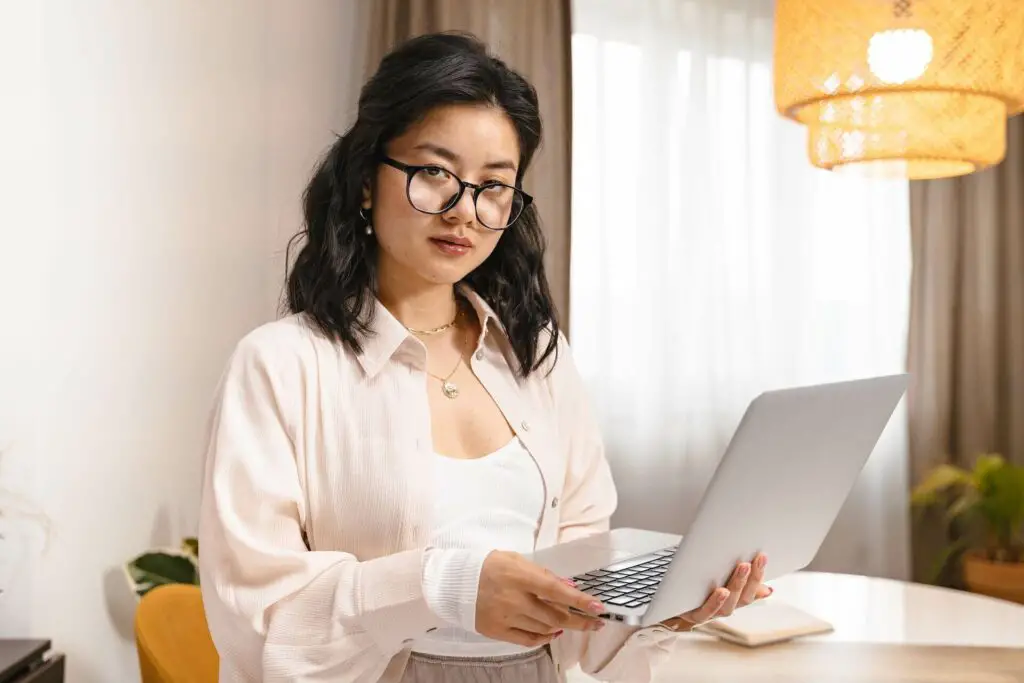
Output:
(412, 142), (518, 173)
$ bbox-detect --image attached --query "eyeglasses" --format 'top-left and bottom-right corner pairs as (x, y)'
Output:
(379, 156), (532, 231)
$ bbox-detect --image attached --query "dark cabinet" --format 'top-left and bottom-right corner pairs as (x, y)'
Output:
(0, 641), (64, 683)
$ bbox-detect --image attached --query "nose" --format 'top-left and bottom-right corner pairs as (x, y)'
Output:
(443, 185), (478, 226)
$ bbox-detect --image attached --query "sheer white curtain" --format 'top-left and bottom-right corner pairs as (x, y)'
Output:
(570, 0), (912, 579)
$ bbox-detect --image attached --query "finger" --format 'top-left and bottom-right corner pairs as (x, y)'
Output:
(683, 586), (729, 624)
(503, 628), (558, 648)
(738, 554), (767, 605)
(720, 563), (751, 615)
(740, 554), (767, 605)
(529, 596), (605, 632)
(755, 584), (774, 600)
(531, 572), (605, 615)
(512, 613), (565, 636)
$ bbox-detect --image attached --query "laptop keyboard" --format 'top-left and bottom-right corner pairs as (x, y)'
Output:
(571, 545), (677, 609)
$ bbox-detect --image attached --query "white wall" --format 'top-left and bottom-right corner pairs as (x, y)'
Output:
(0, 2), (366, 681)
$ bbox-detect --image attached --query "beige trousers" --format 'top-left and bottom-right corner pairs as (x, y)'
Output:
(399, 647), (558, 683)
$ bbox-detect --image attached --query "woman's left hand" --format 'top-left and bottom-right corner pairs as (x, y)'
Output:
(659, 553), (772, 632)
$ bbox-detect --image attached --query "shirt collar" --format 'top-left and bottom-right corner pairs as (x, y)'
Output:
(355, 284), (512, 378)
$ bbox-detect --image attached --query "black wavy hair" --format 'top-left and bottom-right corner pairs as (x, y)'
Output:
(284, 32), (560, 377)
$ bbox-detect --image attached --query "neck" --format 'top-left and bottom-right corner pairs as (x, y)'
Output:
(377, 269), (459, 333)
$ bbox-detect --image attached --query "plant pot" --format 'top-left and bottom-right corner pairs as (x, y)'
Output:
(962, 551), (1024, 604)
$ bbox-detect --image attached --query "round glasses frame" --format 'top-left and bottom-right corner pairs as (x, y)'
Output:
(379, 155), (533, 231)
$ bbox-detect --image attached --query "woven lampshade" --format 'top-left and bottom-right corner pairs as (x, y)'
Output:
(773, 0), (1024, 179)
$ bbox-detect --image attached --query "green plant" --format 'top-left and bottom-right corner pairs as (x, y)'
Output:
(911, 454), (1024, 582)
(124, 536), (199, 599)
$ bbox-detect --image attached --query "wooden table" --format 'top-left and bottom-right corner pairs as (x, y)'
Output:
(570, 571), (1024, 683)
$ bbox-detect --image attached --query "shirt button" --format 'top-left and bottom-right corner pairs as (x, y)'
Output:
(521, 420), (531, 432)
(551, 497), (559, 509)
(475, 350), (484, 361)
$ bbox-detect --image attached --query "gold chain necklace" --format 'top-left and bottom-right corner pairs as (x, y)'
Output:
(407, 307), (459, 336)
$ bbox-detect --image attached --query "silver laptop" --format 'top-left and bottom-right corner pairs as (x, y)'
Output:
(531, 374), (908, 627)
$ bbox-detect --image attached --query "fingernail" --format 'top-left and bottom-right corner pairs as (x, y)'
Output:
(767, 586), (774, 596)
(555, 629), (564, 637)
(588, 601), (604, 614)
(562, 578), (576, 587)
(737, 563), (750, 578)
(757, 556), (767, 570)
(717, 588), (730, 601)
(591, 620), (605, 631)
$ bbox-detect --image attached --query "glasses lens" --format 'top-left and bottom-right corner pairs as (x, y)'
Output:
(408, 167), (461, 213)
(476, 184), (525, 230)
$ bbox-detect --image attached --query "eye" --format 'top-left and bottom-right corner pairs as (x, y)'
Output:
(422, 166), (452, 179)
(480, 182), (513, 195)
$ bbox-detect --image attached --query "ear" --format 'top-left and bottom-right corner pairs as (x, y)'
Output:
(361, 177), (372, 210)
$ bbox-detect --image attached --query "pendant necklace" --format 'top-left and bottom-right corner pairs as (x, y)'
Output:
(413, 301), (465, 399)
(424, 321), (467, 400)
(427, 356), (463, 399)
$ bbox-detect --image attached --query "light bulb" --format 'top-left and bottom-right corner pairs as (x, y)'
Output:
(868, 29), (933, 85)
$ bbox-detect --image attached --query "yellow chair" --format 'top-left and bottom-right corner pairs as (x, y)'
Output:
(134, 584), (219, 683)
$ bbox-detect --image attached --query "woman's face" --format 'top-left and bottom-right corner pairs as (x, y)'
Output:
(365, 103), (522, 288)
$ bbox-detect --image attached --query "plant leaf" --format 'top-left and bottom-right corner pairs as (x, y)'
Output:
(946, 488), (980, 521)
(975, 463), (1024, 547)
(926, 537), (969, 585)
(181, 537), (198, 558)
(911, 464), (973, 506)
(972, 454), (1006, 488)
(125, 551), (198, 598)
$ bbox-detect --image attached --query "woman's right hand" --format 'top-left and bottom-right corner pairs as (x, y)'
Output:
(476, 550), (607, 647)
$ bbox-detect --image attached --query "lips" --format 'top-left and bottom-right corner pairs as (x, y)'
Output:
(433, 235), (472, 247)
(430, 236), (473, 256)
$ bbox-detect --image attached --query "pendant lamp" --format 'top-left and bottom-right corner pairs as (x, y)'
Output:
(773, 0), (1024, 179)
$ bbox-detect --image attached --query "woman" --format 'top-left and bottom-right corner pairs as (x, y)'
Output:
(198, 32), (769, 683)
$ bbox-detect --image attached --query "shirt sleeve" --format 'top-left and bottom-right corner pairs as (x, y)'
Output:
(197, 328), (481, 682)
(545, 332), (679, 681)
(421, 547), (490, 632)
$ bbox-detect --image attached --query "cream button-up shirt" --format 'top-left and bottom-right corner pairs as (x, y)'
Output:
(198, 288), (677, 682)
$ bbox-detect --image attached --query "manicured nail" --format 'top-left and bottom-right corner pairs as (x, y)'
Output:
(588, 601), (604, 614)
(562, 578), (576, 587)
(555, 629), (564, 637)
(757, 555), (767, 570)
(767, 586), (774, 596)
(737, 563), (750, 578)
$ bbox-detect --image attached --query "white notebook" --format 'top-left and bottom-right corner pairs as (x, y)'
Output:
(695, 599), (834, 647)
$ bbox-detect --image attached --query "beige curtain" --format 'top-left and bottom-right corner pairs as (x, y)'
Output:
(907, 115), (1024, 579)
(366, 0), (574, 332)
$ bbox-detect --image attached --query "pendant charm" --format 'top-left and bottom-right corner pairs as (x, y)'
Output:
(441, 381), (460, 399)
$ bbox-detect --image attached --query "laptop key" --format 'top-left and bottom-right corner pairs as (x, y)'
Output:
(607, 596), (634, 606)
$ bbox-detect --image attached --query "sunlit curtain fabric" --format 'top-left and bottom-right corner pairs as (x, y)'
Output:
(570, 0), (913, 579)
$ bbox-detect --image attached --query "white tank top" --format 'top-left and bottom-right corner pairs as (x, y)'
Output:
(412, 436), (545, 658)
